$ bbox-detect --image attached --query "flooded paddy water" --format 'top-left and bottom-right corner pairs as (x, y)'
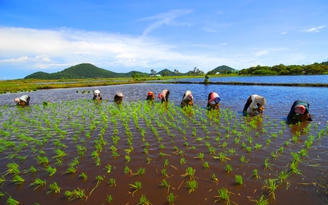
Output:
(0, 78), (328, 204)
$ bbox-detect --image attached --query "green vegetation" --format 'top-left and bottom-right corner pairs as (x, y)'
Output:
(239, 61), (328, 75)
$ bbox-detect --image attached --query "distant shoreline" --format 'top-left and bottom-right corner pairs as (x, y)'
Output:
(162, 81), (328, 87)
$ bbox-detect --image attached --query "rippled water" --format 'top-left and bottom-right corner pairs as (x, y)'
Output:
(1, 81), (328, 204)
(166, 75), (328, 84)
(1, 83), (327, 124)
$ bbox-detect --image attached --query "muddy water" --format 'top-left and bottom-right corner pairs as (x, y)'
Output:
(0, 83), (328, 205)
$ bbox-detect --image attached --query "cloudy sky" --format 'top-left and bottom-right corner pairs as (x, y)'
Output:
(1, 0), (327, 79)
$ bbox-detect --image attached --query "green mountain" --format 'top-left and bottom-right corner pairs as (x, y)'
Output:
(206, 65), (236, 75)
(24, 63), (149, 79)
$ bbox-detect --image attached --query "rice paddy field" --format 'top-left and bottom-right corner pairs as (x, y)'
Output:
(0, 83), (328, 205)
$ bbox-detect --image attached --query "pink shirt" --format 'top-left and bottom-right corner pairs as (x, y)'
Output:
(208, 92), (219, 104)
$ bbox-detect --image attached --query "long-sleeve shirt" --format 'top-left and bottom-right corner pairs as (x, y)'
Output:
(243, 94), (266, 112)
(160, 89), (170, 102)
(19, 95), (29, 102)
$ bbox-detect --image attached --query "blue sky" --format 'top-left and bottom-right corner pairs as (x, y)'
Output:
(1, 0), (327, 79)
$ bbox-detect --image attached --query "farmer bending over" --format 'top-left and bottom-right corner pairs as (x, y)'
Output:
(14, 95), (30, 107)
(114, 92), (123, 104)
(93, 89), (102, 101)
(158, 89), (170, 103)
(207, 92), (221, 109)
(181, 90), (193, 107)
(287, 100), (313, 124)
(243, 94), (266, 116)
(146, 91), (155, 101)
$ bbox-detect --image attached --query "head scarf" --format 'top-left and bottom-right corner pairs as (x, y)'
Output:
(215, 97), (221, 103)
(295, 105), (306, 114)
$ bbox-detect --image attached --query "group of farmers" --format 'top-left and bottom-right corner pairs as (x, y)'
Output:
(14, 89), (312, 124)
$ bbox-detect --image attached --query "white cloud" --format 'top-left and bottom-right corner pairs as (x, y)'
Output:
(140, 9), (192, 36)
(302, 26), (325, 33)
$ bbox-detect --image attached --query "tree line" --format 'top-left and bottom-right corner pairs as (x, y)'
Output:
(238, 61), (328, 76)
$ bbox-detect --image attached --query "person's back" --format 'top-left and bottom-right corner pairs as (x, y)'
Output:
(181, 90), (193, 107)
(14, 95), (30, 107)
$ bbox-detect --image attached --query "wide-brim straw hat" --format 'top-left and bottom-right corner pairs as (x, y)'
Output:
(116, 92), (123, 97)
(255, 96), (266, 105)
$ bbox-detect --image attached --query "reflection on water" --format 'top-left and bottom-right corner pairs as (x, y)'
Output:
(1, 83), (327, 125)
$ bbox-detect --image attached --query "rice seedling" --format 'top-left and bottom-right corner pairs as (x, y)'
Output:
(290, 161), (302, 175)
(36, 155), (49, 166)
(180, 158), (186, 164)
(186, 180), (198, 194)
(262, 179), (278, 200)
(0, 175), (5, 185)
(79, 172), (88, 180)
(214, 188), (232, 205)
(291, 152), (302, 163)
(167, 193), (177, 205)
(65, 187), (86, 201)
(53, 148), (67, 158)
(105, 164), (112, 173)
(45, 166), (56, 176)
(254, 143), (262, 150)
(264, 158), (272, 170)
(271, 151), (278, 158)
(277, 170), (291, 183)
(138, 194), (151, 205)
(299, 148), (308, 157)
(124, 166), (131, 175)
(146, 157), (151, 164)
(69, 157), (80, 167)
(65, 166), (77, 174)
(225, 164), (232, 173)
(89, 175), (105, 196)
(234, 137), (240, 145)
(129, 181), (142, 196)
(181, 167), (196, 180)
(252, 169), (260, 179)
(194, 152), (204, 160)
(6, 196), (19, 205)
(240, 155), (249, 163)
(250, 195), (269, 205)
(278, 146), (284, 154)
(228, 148), (235, 154)
(212, 173), (219, 183)
(163, 159), (169, 167)
(108, 178), (116, 187)
(12, 175), (24, 184)
(246, 146), (252, 153)
(105, 195), (113, 203)
(160, 179), (170, 192)
(203, 161), (210, 169)
(6, 162), (20, 175)
(161, 169), (168, 178)
(214, 152), (230, 162)
(47, 182), (61, 194)
(235, 175), (243, 185)
(29, 178), (46, 190)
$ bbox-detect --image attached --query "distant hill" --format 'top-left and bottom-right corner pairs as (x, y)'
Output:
(24, 63), (149, 79)
(206, 65), (237, 75)
(157, 69), (177, 76)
